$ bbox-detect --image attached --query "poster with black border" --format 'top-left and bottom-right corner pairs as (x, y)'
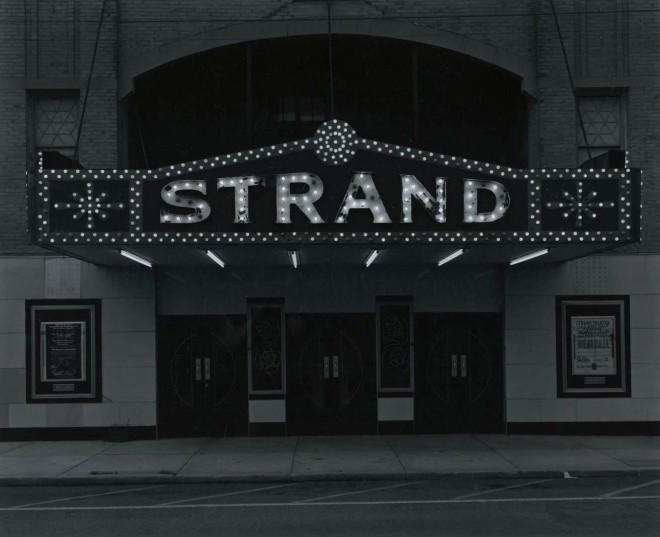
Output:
(26, 300), (102, 403)
(556, 296), (630, 398)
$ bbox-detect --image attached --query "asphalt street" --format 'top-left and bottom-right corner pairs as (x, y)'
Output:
(0, 476), (659, 536)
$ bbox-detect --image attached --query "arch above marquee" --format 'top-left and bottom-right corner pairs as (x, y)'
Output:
(118, 18), (537, 99)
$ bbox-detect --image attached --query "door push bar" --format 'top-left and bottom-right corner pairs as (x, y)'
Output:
(451, 355), (468, 377)
(195, 358), (212, 381)
(323, 356), (340, 378)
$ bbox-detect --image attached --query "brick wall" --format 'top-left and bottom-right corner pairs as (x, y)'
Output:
(536, 0), (660, 252)
(0, 0), (27, 253)
(0, 0), (117, 254)
(0, 0), (658, 253)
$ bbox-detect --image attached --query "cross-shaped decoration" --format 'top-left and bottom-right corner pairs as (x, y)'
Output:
(53, 182), (125, 229)
(545, 181), (615, 228)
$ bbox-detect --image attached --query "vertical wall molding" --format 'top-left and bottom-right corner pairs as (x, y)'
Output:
(618, 0), (629, 77)
(24, 0), (37, 78)
(573, 0), (583, 77)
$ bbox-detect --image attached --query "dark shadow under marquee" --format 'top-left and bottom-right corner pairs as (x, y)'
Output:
(31, 120), (641, 249)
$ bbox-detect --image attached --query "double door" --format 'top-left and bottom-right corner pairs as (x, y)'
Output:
(415, 313), (504, 433)
(286, 314), (377, 435)
(157, 315), (248, 437)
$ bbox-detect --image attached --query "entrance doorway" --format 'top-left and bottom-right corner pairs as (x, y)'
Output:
(414, 313), (504, 433)
(286, 314), (376, 435)
(157, 315), (248, 437)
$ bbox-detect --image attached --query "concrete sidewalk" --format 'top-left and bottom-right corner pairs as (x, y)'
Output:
(0, 434), (659, 486)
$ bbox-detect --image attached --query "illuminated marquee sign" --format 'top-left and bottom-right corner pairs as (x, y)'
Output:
(158, 174), (508, 226)
(32, 120), (641, 246)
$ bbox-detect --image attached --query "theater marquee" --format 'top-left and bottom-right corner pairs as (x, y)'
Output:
(31, 120), (640, 247)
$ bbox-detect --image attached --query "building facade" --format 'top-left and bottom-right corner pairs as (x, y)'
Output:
(0, 0), (658, 439)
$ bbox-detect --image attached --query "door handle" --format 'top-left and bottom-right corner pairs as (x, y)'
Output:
(195, 358), (202, 381)
(460, 355), (467, 377)
(451, 355), (457, 377)
(323, 356), (330, 379)
(204, 357), (211, 381)
(332, 355), (339, 378)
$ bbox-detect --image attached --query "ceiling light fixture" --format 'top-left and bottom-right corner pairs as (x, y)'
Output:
(288, 250), (300, 268)
(437, 249), (464, 267)
(205, 250), (226, 268)
(365, 249), (380, 268)
(119, 250), (152, 268)
(510, 248), (549, 265)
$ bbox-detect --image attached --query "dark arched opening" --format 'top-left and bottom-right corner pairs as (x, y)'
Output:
(128, 35), (528, 168)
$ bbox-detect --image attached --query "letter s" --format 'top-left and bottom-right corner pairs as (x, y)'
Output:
(160, 180), (211, 224)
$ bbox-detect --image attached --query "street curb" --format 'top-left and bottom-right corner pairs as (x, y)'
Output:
(1, 468), (659, 487)
(173, 474), (291, 484)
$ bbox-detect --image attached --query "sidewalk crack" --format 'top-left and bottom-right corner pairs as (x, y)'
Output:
(473, 434), (521, 472)
(175, 437), (212, 477)
(383, 435), (407, 476)
(0, 442), (31, 456)
(56, 441), (118, 479)
(289, 436), (299, 478)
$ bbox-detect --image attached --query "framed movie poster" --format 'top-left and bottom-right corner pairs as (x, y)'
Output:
(556, 296), (630, 397)
(26, 300), (102, 402)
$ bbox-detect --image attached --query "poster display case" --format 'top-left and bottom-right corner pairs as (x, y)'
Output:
(556, 296), (630, 397)
(26, 300), (102, 402)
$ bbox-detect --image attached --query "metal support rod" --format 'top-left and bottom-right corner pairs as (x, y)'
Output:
(550, 0), (592, 161)
(327, 1), (334, 119)
(74, 0), (108, 162)
(130, 96), (150, 168)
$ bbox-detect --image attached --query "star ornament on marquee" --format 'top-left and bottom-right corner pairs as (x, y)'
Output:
(313, 119), (358, 165)
(53, 182), (125, 229)
(545, 181), (615, 228)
